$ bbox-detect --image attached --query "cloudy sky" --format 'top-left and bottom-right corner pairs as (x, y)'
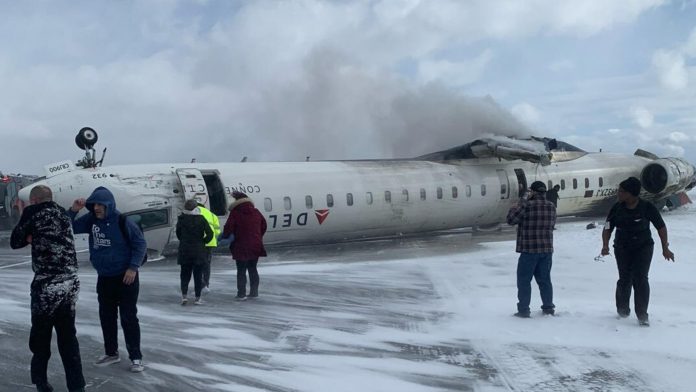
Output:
(1, 0), (695, 174)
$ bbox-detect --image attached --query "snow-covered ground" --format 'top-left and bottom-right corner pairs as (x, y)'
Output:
(1, 197), (695, 391)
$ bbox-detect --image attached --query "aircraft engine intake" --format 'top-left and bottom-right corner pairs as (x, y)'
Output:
(640, 158), (696, 196)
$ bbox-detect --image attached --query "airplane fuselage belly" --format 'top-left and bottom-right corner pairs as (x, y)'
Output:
(28, 152), (672, 252)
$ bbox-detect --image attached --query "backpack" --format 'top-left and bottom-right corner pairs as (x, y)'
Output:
(118, 215), (148, 266)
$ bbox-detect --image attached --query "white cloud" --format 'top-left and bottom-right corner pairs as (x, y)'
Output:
(652, 49), (689, 90)
(607, 128), (622, 134)
(683, 26), (696, 57)
(0, 0), (681, 173)
(663, 143), (686, 156)
(630, 106), (654, 128)
(548, 0), (665, 36)
(417, 49), (493, 86)
(511, 102), (541, 124)
(668, 131), (690, 142)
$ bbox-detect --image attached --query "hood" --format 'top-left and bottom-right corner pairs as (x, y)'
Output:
(182, 207), (201, 215)
(86, 186), (118, 219)
(229, 197), (254, 211)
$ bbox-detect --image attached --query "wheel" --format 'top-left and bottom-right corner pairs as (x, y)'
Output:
(75, 127), (98, 149)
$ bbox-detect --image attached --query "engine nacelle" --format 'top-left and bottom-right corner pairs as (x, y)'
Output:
(640, 158), (695, 196)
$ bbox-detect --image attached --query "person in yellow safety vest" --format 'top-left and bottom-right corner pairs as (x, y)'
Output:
(197, 203), (220, 293)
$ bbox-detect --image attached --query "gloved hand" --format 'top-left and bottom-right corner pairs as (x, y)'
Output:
(218, 234), (234, 247)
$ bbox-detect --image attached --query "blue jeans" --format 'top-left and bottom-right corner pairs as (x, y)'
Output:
(517, 252), (554, 314)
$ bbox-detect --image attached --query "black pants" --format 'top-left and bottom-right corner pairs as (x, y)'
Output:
(30, 301), (85, 391)
(202, 248), (213, 287)
(96, 273), (142, 360)
(180, 263), (204, 298)
(615, 244), (653, 319)
(236, 259), (259, 297)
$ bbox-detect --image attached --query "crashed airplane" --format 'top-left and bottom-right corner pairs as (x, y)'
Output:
(19, 128), (696, 256)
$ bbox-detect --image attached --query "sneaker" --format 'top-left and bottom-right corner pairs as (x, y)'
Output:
(130, 359), (145, 373)
(248, 292), (258, 299)
(194, 297), (203, 305)
(95, 354), (120, 366)
(513, 312), (531, 318)
(36, 383), (54, 392)
(181, 297), (188, 306)
(542, 308), (555, 316)
(202, 286), (210, 295)
(617, 308), (630, 318)
(235, 295), (247, 301)
(638, 317), (650, 327)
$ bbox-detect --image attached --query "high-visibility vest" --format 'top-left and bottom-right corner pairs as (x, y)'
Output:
(198, 206), (221, 247)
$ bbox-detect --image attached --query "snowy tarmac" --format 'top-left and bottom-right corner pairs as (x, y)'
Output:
(1, 209), (696, 392)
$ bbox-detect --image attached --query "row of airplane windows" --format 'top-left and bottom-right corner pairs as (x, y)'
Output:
(261, 176), (605, 212)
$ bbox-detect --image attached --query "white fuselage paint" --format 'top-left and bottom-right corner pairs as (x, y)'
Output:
(21, 152), (690, 255)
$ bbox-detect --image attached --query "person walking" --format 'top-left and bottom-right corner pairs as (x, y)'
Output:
(197, 202), (220, 293)
(68, 186), (147, 372)
(176, 200), (214, 305)
(506, 181), (557, 318)
(546, 184), (560, 208)
(601, 177), (674, 326)
(221, 191), (267, 300)
(10, 185), (86, 392)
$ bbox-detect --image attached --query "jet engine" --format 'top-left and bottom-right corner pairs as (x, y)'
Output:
(640, 157), (696, 196)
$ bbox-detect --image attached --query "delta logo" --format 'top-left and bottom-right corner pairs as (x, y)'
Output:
(314, 209), (330, 225)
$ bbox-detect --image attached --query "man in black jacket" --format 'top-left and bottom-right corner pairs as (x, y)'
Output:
(11, 185), (86, 392)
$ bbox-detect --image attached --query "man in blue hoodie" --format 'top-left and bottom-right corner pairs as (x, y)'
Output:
(68, 187), (147, 373)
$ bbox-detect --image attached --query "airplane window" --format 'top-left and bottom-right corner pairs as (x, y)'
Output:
(599, 177), (604, 187)
(284, 196), (292, 210)
(346, 193), (353, 206)
(452, 186), (458, 198)
(402, 189), (409, 201)
(385, 191), (391, 203)
(366, 192), (373, 205)
(437, 187), (443, 199)
(420, 188), (426, 200)
(573, 179), (578, 189)
(466, 185), (472, 197)
(561, 179), (566, 190)
(305, 195), (313, 209)
(500, 183), (506, 195)
(124, 208), (169, 231)
(327, 194), (334, 207)
(264, 198), (272, 212)
(584, 178), (590, 188)
(481, 184), (486, 196)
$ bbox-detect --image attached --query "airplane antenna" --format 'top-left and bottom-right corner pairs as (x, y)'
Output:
(96, 148), (107, 167)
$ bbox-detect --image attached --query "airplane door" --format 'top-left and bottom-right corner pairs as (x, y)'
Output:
(514, 168), (527, 198)
(496, 169), (510, 199)
(176, 169), (210, 209)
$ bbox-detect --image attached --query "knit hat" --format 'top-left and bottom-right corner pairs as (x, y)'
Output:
(184, 199), (198, 211)
(619, 177), (641, 196)
(530, 181), (547, 193)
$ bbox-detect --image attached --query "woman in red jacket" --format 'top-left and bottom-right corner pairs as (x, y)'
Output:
(221, 191), (267, 300)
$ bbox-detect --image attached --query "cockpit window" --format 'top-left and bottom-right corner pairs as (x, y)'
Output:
(123, 208), (170, 232)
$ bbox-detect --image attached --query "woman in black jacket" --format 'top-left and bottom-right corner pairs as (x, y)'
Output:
(176, 199), (213, 305)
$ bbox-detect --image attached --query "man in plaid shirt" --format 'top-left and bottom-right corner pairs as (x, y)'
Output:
(506, 181), (557, 318)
